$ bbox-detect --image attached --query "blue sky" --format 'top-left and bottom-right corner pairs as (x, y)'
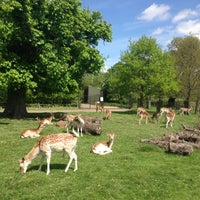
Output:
(81, 0), (200, 69)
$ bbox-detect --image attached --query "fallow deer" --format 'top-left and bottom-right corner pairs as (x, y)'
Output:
(166, 111), (176, 128)
(137, 107), (146, 115)
(91, 134), (115, 155)
(138, 111), (151, 125)
(160, 107), (172, 116)
(36, 113), (55, 125)
(19, 130), (79, 175)
(96, 104), (104, 112)
(61, 114), (76, 133)
(70, 115), (85, 136)
(20, 122), (46, 138)
(179, 107), (192, 115)
(103, 109), (112, 120)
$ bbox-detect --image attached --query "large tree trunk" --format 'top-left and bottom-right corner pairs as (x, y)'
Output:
(3, 88), (27, 118)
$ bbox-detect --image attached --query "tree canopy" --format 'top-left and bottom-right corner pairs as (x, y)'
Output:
(169, 35), (200, 107)
(104, 36), (179, 107)
(0, 0), (112, 118)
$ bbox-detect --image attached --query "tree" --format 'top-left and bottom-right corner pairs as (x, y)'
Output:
(104, 36), (178, 107)
(0, 0), (112, 118)
(169, 35), (200, 108)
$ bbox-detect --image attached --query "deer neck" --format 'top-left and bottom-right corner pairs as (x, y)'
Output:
(24, 142), (40, 164)
(107, 138), (114, 149)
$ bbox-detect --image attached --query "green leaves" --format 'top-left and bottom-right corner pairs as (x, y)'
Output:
(105, 36), (179, 104)
(0, 0), (112, 94)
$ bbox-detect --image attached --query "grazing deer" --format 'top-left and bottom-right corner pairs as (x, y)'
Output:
(20, 123), (46, 138)
(103, 109), (112, 120)
(160, 107), (172, 116)
(96, 104), (104, 112)
(138, 111), (151, 125)
(91, 134), (115, 155)
(166, 111), (176, 128)
(70, 115), (85, 136)
(19, 130), (79, 175)
(137, 107), (146, 115)
(36, 113), (55, 125)
(179, 107), (192, 115)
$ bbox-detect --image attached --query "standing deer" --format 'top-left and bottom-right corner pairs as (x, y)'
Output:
(61, 114), (76, 133)
(137, 107), (146, 115)
(166, 111), (176, 128)
(36, 113), (55, 125)
(20, 122), (46, 138)
(138, 111), (151, 125)
(91, 134), (115, 155)
(19, 130), (79, 175)
(179, 107), (192, 115)
(70, 115), (85, 136)
(160, 107), (172, 116)
(103, 109), (112, 120)
(96, 104), (104, 112)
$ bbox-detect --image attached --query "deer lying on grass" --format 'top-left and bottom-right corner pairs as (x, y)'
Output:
(166, 111), (176, 128)
(20, 123), (46, 138)
(137, 107), (146, 115)
(96, 104), (104, 112)
(36, 113), (55, 125)
(103, 109), (112, 120)
(179, 107), (192, 115)
(19, 130), (79, 175)
(138, 111), (151, 125)
(160, 107), (172, 116)
(70, 115), (85, 136)
(91, 134), (115, 155)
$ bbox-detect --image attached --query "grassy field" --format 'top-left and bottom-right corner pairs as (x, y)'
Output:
(0, 108), (200, 200)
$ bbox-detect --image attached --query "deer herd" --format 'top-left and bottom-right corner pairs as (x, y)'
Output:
(137, 106), (192, 128)
(18, 104), (192, 175)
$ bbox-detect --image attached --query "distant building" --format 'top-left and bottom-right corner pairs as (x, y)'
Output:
(83, 86), (103, 104)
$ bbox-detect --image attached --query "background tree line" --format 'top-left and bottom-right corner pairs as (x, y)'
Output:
(0, 1), (200, 118)
(102, 35), (200, 112)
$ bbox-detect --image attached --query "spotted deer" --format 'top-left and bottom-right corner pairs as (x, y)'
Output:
(20, 123), (46, 138)
(19, 130), (79, 175)
(91, 134), (115, 155)
(138, 111), (151, 125)
(166, 111), (176, 128)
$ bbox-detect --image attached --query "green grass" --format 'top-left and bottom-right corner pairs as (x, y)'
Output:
(0, 109), (200, 200)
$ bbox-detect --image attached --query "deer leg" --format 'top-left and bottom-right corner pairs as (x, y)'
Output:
(80, 127), (83, 137)
(46, 153), (51, 175)
(38, 154), (45, 171)
(166, 121), (169, 128)
(65, 151), (78, 172)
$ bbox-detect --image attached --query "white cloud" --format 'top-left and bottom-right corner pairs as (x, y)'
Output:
(176, 20), (200, 36)
(152, 27), (164, 35)
(172, 9), (198, 23)
(138, 3), (170, 21)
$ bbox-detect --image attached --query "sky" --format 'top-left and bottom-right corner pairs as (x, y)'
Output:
(81, 0), (200, 69)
